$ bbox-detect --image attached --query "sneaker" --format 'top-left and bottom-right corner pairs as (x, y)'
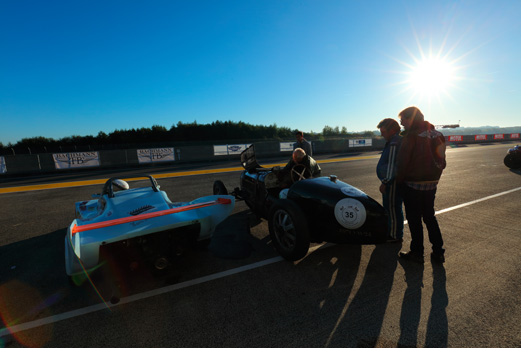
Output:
(398, 250), (424, 263)
(386, 237), (403, 243)
(430, 252), (445, 263)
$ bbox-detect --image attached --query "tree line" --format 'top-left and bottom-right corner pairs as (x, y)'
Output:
(1, 121), (376, 155)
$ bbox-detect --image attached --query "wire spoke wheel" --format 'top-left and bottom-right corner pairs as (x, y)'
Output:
(268, 199), (310, 261)
(273, 209), (297, 250)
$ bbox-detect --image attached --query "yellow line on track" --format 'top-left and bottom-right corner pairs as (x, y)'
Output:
(0, 155), (378, 194)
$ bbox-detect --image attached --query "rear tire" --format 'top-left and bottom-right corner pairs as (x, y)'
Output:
(268, 199), (310, 261)
(213, 180), (228, 195)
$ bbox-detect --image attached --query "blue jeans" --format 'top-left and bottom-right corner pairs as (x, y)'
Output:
(403, 185), (444, 255)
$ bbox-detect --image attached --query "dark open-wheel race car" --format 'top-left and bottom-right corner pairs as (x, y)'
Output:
(213, 145), (388, 261)
(504, 145), (521, 169)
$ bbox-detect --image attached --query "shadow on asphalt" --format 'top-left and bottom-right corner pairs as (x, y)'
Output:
(0, 210), (274, 317)
(307, 243), (402, 347)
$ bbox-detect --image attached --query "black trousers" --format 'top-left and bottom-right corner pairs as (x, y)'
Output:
(403, 185), (444, 255)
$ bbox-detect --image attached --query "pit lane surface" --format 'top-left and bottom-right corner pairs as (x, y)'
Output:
(1, 144), (520, 348)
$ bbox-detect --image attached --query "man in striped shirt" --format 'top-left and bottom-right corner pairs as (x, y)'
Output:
(376, 118), (404, 243)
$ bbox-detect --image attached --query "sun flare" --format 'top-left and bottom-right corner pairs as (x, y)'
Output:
(391, 28), (467, 107)
(407, 56), (456, 99)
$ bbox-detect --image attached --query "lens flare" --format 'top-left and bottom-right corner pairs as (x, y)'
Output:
(0, 280), (53, 348)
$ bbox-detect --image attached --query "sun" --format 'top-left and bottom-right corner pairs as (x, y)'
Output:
(406, 56), (457, 99)
(389, 28), (467, 107)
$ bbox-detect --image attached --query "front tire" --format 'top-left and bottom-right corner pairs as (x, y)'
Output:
(213, 180), (228, 195)
(504, 154), (521, 169)
(268, 199), (310, 261)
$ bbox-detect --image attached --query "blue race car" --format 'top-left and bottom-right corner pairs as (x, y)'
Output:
(65, 175), (235, 279)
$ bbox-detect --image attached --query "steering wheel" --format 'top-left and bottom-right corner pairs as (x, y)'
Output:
(291, 164), (311, 183)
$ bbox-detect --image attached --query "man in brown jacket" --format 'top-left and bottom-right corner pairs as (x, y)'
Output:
(395, 106), (447, 263)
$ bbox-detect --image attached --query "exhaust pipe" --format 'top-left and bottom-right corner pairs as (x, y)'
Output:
(154, 257), (169, 270)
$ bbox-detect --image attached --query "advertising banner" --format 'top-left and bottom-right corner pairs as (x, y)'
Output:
(449, 135), (463, 142)
(279, 142), (294, 152)
(349, 139), (372, 147)
(0, 156), (6, 174)
(510, 133), (520, 139)
(137, 148), (175, 163)
(52, 152), (100, 170)
(213, 144), (251, 156)
(474, 134), (487, 141)
(494, 134), (504, 140)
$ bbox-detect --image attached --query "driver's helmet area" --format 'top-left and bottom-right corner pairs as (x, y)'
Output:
(97, 178), (130, 213)
(112, 179), (130, 191)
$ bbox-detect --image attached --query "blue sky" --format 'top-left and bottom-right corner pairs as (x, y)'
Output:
(1, 0), (520, 145)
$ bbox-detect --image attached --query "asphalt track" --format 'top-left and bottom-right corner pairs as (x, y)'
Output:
(1, 144), (520, 348)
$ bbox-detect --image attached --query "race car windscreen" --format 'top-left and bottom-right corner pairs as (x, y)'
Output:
(240, 145), (260, 171)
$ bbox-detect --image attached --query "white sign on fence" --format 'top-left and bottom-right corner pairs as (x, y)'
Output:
(0, 156), (6, 174)
(52, 152), (100, 169)
(213, 144), (251, 156)
(137, 148), (175, 163)
(279, 142), (294, 152)
(349, 139), (372, 147)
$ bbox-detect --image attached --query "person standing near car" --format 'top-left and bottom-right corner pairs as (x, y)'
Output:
(376, 118), (404, 243)
(294, 131), (313, 156)
(396, 106), (447, 264)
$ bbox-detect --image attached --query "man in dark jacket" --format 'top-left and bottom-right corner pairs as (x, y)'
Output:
(396, 106), (447, 263)
(376, 118), (404, 242)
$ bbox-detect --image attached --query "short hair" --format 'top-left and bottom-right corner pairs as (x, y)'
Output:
(399, 106), (424, 122)
(295, 131), (304, 137)
(377, 118), (400, 133)
(292, 148), (306, 162)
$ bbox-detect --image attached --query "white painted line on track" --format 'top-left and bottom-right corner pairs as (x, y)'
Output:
(434, 186), (521, 215)
(1, 186), (521, 337)
(0, 256), (280, 337)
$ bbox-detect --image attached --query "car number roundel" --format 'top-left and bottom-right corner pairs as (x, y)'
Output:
(334, 198), (366, 229)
